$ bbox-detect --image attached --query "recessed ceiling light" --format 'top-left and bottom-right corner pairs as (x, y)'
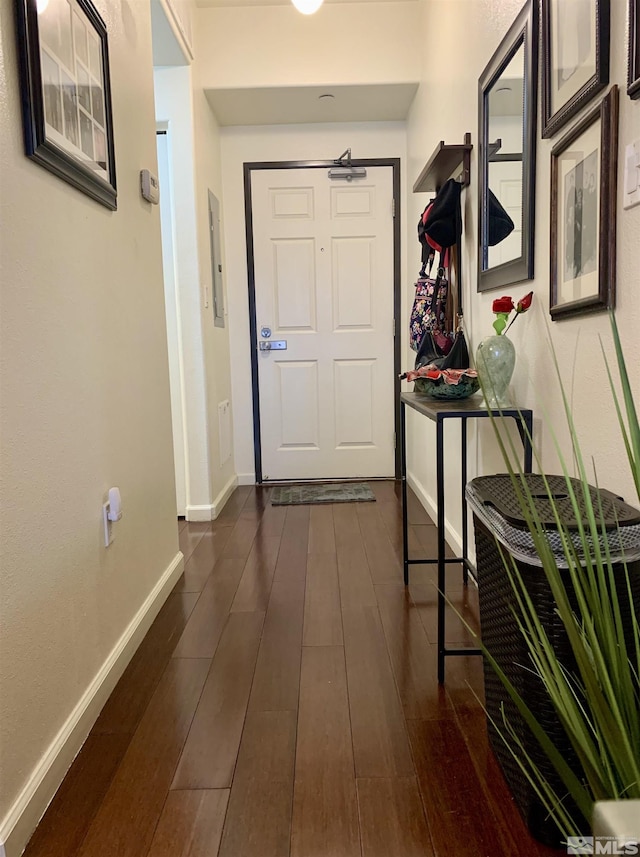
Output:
(292, 0), (324, 14)
(319, 94), (335, 101)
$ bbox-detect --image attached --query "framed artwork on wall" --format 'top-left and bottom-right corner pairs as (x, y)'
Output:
(541, 0), (610, 138)
(15, 0), (117, 209)
(630, 0), (640, 98)
(550, 86), (618, 321)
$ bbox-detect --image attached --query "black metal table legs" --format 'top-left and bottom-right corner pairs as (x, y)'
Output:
(399, 398), (534, 683)
(401, 399), (409, 586)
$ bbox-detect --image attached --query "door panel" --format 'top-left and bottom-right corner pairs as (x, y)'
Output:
(273, 239), (317, 330)
(270, 186), (314, 219)
(332, 237), (374, 329)
(334, 359), (375, 447)
(251, 166), (395, 481)
(330, 184), (375, 217)
(276, 361), (319, 449)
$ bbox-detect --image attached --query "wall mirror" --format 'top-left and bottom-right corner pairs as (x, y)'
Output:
(478, 0), (538, 292)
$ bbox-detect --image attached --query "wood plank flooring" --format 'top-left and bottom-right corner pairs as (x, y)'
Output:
(23, 484), (561, 857)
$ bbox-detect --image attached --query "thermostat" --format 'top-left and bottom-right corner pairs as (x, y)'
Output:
(140, 169), (159, 204)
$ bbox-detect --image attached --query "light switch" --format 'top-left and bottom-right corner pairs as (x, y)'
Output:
(623, 138), (640, 210)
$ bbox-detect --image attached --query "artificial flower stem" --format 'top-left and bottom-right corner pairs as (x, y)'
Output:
(493, 312), (509, 335)
(503, 314), (518, 335)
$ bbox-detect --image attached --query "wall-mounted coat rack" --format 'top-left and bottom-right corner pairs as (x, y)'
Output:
(413, 132), (473, 193)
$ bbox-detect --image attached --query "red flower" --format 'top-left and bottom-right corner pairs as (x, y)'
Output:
(517, 291), (534, 313)
(492, 296), (515, 313)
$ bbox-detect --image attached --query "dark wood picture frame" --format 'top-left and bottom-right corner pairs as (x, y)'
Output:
(15, 0), (117, 209)
(630, 0), (640, 98)
(542, 0), (610, 138)
(550, 86), (618, 321)
(477, 0), (538, 293)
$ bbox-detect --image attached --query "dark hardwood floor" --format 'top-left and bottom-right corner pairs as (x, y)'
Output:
(23, 483), (560, 857)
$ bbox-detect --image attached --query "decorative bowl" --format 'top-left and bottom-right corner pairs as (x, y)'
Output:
(414, 373), (480, 400)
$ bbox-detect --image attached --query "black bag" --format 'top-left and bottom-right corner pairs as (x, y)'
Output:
(440, 325), (469, 369)
(488, 189), (515, 246)
(415, 199), (469, 371)
(440, 241), (470, 370)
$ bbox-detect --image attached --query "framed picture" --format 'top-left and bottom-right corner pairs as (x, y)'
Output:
(550, 86), (618, 321)
(630, 0), (640, 98)
(542, 0), (610, 138)
(15, 0), (117, 209)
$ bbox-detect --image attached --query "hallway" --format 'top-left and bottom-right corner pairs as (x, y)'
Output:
(23, 483), (558, 857)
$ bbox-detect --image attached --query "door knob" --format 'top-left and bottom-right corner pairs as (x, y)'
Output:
(259, 340), (287, 351)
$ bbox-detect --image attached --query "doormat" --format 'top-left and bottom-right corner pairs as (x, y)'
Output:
(271, 482), (376, 506)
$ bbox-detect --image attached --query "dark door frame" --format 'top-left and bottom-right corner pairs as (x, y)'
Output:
(243, 157), (402, 484)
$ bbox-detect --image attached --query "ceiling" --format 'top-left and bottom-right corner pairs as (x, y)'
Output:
(196, 0), (410, 6)
(151, 0), (191, 65)
(153, 0), (419, 124)
(205, 83), (418, 125)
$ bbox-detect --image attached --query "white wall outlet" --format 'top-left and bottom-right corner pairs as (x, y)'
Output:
(203, 283), (210, 309)
(103, 502), (114, 547)
(623, 138), (640, 210)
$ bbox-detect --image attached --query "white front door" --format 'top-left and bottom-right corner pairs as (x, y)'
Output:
(250, 166), (396, 481)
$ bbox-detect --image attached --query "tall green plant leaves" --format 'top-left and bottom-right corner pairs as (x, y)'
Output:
(474, 314), (640, 839)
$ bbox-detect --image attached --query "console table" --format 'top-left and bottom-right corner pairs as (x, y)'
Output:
(399, 392), (534, 682)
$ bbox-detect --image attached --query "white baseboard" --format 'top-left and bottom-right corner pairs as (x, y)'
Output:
(0, 551), (185, 857)
(185, 504), (215, 522)
(185, 474), (239, 521)
(212, 474), (238, 518)
(406, 469), (463, 557)
(236, 473), (256, 486)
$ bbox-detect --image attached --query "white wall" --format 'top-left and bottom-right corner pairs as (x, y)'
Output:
(154, 60), (236, 518)
(191, 56), (237, 509)
(196, 1), (421, 89)
(154, 66), (214, 518)
(0, 0), (181, 853)
(406, 0), (640, 550)
(157, 128), (188, 514)
(220, 122), (408, 482)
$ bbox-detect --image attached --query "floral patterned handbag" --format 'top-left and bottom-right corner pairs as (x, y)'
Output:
(409, 267), (449, 352)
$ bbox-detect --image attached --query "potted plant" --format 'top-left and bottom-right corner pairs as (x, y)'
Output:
(472, 314), (640, 848)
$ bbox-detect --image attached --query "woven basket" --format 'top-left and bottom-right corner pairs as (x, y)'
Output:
(473, 514), (640, 846)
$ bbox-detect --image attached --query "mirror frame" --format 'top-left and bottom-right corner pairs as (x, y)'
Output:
(477, 0), (538, 292)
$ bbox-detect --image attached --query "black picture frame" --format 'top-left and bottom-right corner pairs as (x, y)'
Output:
(542, 0), (610, 138)
(630, 0), (640, 99)
(550, 86), (618, 321)
(15, 0), (117, 209)
(477, 0), (538, 293)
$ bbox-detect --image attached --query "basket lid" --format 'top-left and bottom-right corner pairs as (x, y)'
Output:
(467, 474), (640, 530)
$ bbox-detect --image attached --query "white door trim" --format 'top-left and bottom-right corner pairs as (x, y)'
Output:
(157, 127), (188, 515)
(243, 158), (402, 483)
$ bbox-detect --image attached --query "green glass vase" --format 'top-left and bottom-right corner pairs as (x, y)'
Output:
(475, 334), (516, 408)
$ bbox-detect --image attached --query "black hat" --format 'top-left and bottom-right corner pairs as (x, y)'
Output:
(424, 179), (462, 249)
(488, 189), (515, 246)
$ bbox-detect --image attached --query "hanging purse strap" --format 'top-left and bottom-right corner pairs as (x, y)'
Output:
(455, 183), (463, 326)
(428, 249), (446, 316)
